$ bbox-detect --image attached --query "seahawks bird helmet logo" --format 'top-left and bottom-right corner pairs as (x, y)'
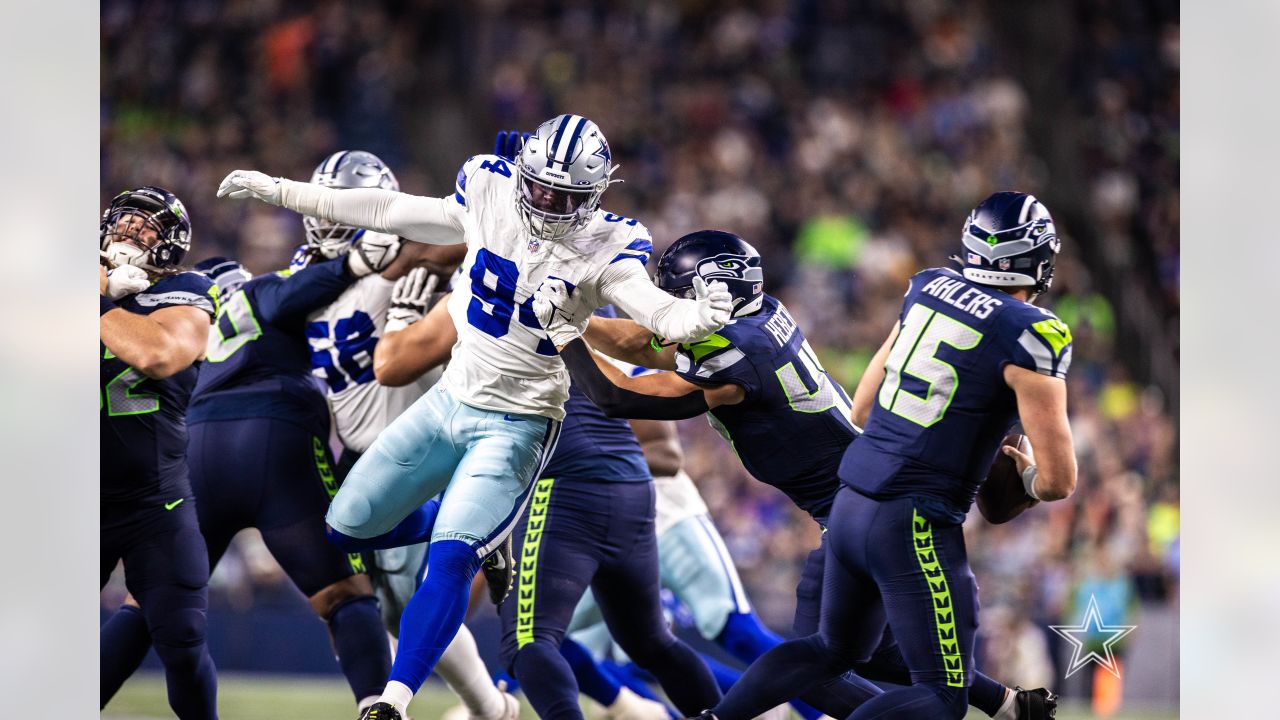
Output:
(696, 253), (763, 284)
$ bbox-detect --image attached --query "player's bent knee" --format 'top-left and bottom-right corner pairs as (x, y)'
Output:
(310, 575), (376, 619)
(150, 607), (209, 651)
(326, 490), (378, 538)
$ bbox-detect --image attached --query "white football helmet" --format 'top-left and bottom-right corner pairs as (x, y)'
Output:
(515, 114), (616, 243)
(303, 150), (400, 259)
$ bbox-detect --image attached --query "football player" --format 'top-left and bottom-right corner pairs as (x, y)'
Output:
(676, 195), (1076, 720)
(300, 150), (517, 720)
(538, 228), (1058, 720)
(100, 220), (404, 714)
(99, 187), (220, 719)
(216, 113), (732, 720)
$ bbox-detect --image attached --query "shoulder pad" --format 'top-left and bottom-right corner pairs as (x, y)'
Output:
(135, 272), (219, 317)
(455, 154), (515, 208)
(1009, 305), (1073, 378)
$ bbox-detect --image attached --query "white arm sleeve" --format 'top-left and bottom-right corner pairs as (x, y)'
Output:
(277, 179), (466, 245)
(598, 260), (712, 344)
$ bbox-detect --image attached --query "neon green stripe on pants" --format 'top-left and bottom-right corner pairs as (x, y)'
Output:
(516, 478), (555, 648)
(912, 508), (964, 687)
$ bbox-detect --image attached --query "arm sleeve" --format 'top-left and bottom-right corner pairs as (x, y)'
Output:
(277, 179), (466, 245)
(252, 257), (357, 325)
(1003, 310), (1073, 379)
(596, 259), (714, 344)
(559, 339), (710, 420)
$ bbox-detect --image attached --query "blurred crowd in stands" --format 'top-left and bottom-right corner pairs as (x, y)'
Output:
(102, 0), (1179, 701)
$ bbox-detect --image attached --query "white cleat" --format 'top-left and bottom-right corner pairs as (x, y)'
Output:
(753, 704), (792, 720)
(602, 686), (672, 720)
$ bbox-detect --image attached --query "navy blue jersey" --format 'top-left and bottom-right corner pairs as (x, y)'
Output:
(675, 295), (856, 519)
(840, 267), (1073, 523)
(188, 257), (356, 436)
(542, 306), (650, 483)
(101, 272), (219, 503)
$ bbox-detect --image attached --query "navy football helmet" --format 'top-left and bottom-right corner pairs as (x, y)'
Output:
(194, 256), (253, 297)
(655, 230), (764, 318)
(955, 191), (1060, 300)
(100, 186), (193, 271)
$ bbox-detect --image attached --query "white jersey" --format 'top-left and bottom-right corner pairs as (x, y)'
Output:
(307, 273), (441, 453)
(442, 154), (655, 420)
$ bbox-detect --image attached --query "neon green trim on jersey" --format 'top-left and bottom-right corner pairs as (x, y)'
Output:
(104, 366), (161, 416)
(912, 509), (965, 688)
(1031, 318), (1072, 357)
(207, 283), (222, 317)
(516, 477), (555, 649)
(683, 333), (731, 363)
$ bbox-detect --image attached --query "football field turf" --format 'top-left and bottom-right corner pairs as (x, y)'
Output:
(104, 672), (1178, 719)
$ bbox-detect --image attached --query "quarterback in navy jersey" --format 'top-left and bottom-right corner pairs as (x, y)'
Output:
(99, 186), (220, 719)
(685, 193), (1077, 720)
(100, 214), (407, 715)
(539, 229), (1058, 720)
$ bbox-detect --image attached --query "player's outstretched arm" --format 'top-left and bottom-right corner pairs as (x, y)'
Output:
(217, 170), (466, 246)
(850, 324), (899, 427)
(373, 279), (457, 387)
(596, 260), (732, 344)
(584, 316), (677, 371)
(100, 303), (211, 379)
(1003, 365), (1077, 502)
(629, 419), (684, 477)
(559, 338), (744, 419)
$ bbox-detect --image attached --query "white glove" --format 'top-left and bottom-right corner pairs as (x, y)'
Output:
(347, 232), (403, 277)
(385, 268), (440, 333)
(216, 169), (282, 205)
(105, 264), (150, 300)
(689, 275), (733, 339)
(531, 278), (583, 348)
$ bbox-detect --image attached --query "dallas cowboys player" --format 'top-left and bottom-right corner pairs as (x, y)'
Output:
(301, 150), (517, 720)
(100, 186), (219, 719)
(540, 229), (1058, 720)
(216, 114), (733, 720)
(682, 194), (1077, 720)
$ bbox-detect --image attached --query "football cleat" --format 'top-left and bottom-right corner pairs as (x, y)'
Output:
(1014, 686), (1058, 719)
(482, 536), (514, 605)
(358, 702), (403, 720)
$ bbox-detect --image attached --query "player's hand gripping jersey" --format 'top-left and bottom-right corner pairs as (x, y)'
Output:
(100, 272), (218, 503)
(675, 294), (857, 520)
(840, 267), (1073, 523)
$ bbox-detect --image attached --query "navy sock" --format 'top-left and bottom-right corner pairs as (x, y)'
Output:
(327, 499), (441, 552)
(328, 595), (393, 701)
(388, 539), (480, 691)
(849, 683), (967, 720)
(515, 641), (584, 719)
(716, 610), (785, 665)
(967, 671), (1008, 717)
(560, 638), (620, 706)
(101, 604), (153, 708)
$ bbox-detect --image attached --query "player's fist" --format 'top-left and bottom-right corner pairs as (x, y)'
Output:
(104, 264), (151, 300)
(385, 267), (440, 333)
(217, 170), (282, 205)
(348, 232), (403, 277)
(532, 277), (581, 348)
(1001, 436), (1035, 475)
(690, 275), (732, 337)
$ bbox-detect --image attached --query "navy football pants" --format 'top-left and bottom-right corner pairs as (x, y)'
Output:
(187, 417), (364, 594)
(101, 499), (218, 719)
(499, 478), (721, 719)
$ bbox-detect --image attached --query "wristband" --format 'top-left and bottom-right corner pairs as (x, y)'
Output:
(100, 295), (118, 316)
(1021, 464), (1042, 501)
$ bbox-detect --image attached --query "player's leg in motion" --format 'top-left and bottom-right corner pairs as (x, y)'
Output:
(590, 482), (723, 717)
(119, 503), (219, 720)
(332, 385), (560, 716)
(498, 477), (607, 719)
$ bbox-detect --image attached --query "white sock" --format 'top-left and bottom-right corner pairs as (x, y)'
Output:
(380, 681), (415, 716)
(993, 687), (1018, 720)
(435, 623), (503, 718)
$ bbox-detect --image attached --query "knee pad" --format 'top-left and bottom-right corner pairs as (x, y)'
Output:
(327, 489), (376, 537)
(149, 606), (208, 653)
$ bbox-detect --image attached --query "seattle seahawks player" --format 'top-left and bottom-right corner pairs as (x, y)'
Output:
(681, 194), (1077, 720)
(99, 186), (220, 719)
(540, 229), (1058, 720)
(216, 113), (733, 720)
